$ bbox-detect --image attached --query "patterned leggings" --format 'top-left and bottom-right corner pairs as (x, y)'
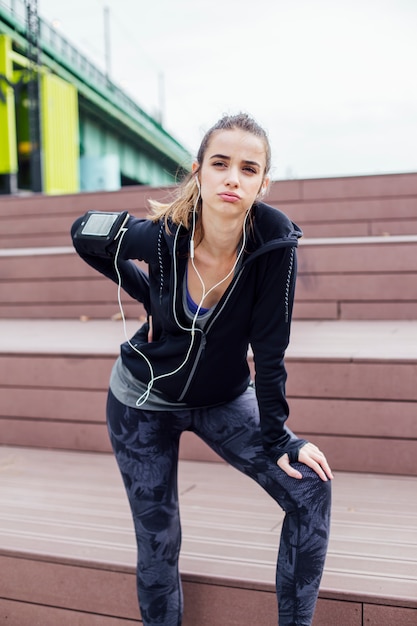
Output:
(106, 388), (331, 626)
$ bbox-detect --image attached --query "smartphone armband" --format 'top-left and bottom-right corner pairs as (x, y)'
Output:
(73, 210), (130, 243)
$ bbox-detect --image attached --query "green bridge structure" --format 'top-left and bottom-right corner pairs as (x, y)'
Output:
(0, 0), (192, 195)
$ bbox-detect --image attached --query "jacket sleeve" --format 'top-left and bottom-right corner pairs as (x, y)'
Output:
(71, 214), (151, 314)
(249, 245), (307, 464)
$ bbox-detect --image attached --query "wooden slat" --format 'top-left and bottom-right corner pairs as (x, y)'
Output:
(0, 388), (106, 421)
(293, 300), (340, 320)
(0, 319), (416, 474)
(2, 238), (416, 321)
(312, 599), (362, 626)
(296, 272), (417, 302)
(0, 447), (416, 625)
(0, 555), (139, 621)
(0, 303), (142, 319)
(286, 435), (416, 476)
(0, 419), (113, 453)
(363, 604), (417, 626)
(285, 361), (417, 402)
(0, 174), (417, 248)
(1, 249), (147, 280)
(1, 188), (417, 321)
(340, 301), (417, 320)
(0, 355), (114, 389)
(371, 219), (417, 236)
(0, 249), (143, 320)
(0, 277), (129, 304)
(289, 398), (417, 438)
(296, 172), (417, 200)
(298, 237), (417, 272)
(0, 598), (141, 626)
(0, 185), (166, 217)
(280, 196), (417, 224)
(5, 390), (415, 438)
(0, 575), (367, 626)
(1, 173), (417, 247)
(1, 419), (415, 474)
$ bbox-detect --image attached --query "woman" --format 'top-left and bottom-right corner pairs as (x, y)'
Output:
(72, 113), (333, 626)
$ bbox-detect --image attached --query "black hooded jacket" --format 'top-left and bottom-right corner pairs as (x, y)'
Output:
(71, 201), (306, 463)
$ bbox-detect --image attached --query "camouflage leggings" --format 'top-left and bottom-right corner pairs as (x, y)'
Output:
(106, 388), (331, 626)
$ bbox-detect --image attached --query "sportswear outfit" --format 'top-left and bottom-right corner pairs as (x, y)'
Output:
(72, 201), (331, 626)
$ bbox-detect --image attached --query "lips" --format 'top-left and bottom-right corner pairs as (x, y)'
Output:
(218, 192), (241, 202)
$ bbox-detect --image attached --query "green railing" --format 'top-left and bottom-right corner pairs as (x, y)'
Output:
(0, 0), (191, 166)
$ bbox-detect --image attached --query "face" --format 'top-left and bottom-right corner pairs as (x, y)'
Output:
(194, 129), (269, 220)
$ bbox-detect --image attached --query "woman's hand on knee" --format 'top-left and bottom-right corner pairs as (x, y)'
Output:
(277, 443), (334, 481)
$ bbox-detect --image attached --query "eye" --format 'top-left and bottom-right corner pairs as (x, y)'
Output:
(212, 161), (227, 168)
(242, 166), (258, 175)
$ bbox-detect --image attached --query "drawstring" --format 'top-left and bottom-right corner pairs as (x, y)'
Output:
(285, 247), (295, 323)
(157, 224), (164, 305)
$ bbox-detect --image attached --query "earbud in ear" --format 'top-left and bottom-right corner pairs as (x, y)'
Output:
(258, 182), (267, 198)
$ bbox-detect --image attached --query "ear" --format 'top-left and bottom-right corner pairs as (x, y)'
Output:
(258, 176), (270, 198)
(191, 161), (199, 174)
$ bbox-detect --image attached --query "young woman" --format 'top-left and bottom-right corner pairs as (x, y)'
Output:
(72, 113), (333, 626)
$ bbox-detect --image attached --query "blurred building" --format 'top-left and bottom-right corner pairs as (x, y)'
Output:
(0, 0), (191, 195)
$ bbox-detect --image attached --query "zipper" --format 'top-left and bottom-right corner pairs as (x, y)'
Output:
(176, 269), (244, 401)
(175, 240), (297, 401)
(205, 266), (245, 335)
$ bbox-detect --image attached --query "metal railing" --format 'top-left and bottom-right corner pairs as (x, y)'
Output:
(0, 0), (189, 155)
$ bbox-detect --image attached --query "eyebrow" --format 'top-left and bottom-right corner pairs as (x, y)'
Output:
(209, 153), (262, 168)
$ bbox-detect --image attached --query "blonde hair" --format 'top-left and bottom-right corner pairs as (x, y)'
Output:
(148, 113), (271, 230)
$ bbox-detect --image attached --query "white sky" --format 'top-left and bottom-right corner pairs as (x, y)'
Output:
(38, 0), (417, 180)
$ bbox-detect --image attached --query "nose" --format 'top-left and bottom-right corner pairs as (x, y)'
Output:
(224, 166), (240, 187)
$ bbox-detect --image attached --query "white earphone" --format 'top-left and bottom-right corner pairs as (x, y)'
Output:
(112, 171), (250, 407)
(190, 176), (200, 258)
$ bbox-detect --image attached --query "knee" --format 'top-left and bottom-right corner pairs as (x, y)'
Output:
(292, 463), (332, 511)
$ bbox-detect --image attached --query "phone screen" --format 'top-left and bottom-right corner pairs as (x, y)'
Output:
(80, 213), (121, 237)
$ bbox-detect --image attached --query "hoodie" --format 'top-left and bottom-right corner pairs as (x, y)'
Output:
(71, 201), (306, 464)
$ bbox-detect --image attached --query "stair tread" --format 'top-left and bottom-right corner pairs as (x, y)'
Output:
(0, 446), (416, 606)
(0, 319), (416, 361)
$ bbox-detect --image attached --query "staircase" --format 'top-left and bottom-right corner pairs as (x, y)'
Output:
(0, 173), (416, 625)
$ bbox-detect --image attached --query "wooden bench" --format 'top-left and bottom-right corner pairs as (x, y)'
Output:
(1, 234), (417, 320)
(266, 172), (417, 238)
(1, 172), (416, 624)
(296, 235), (417, 319)
(0, 186), (159, 249)
(0, 247), (147, 320)
(0, 446), (416, 625)
(0, 172), (416, 247)
(1, 173), (416, 321)
(0, 319), (415, 476)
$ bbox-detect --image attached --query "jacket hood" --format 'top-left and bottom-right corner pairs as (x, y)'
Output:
(242, 202), (302, 263)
